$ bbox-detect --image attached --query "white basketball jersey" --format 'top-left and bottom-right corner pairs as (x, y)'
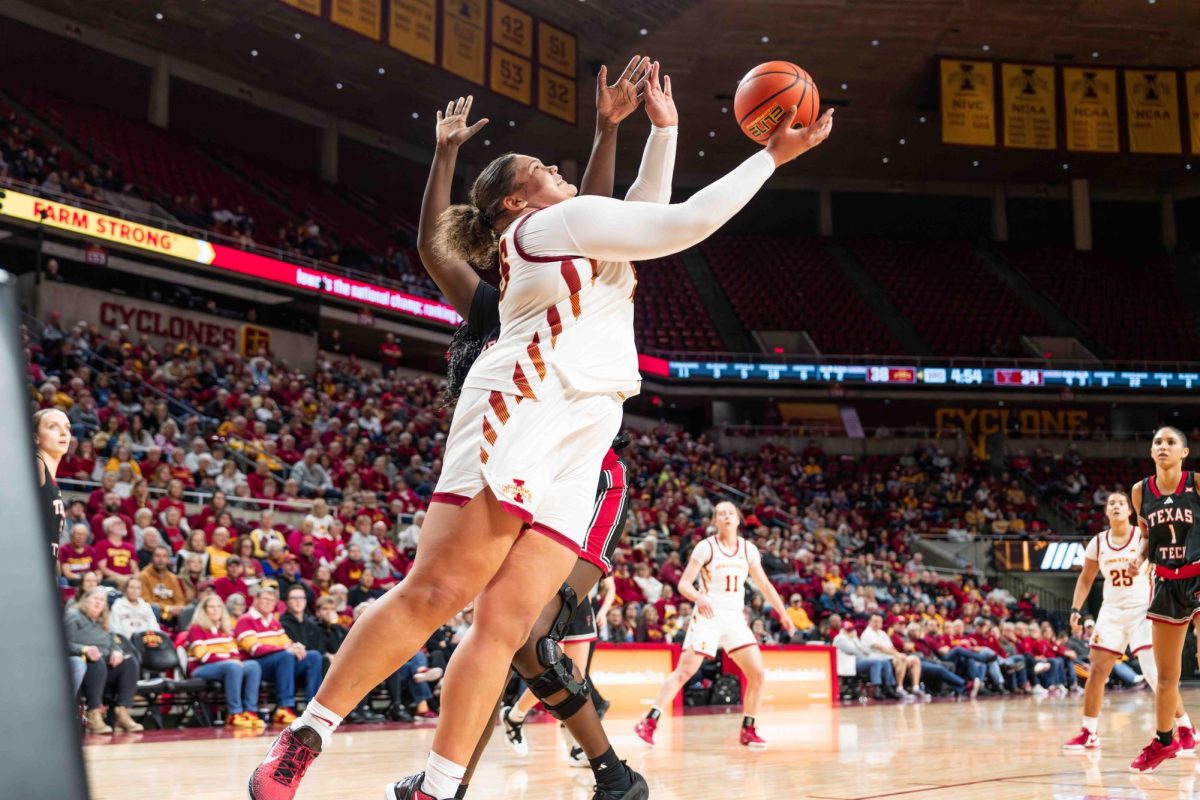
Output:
(693, 535), (760, 613)
(462, 207), (640, 398)
(1085, 528), (1152, 610)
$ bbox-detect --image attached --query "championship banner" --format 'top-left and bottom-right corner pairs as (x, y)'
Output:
(1189, 70), (1200, 155)
(1001, 63), (1056, 150)
(389, 0), (436, 64)
(1125, 70), (1183, 154)
(0, 187), (462, 326)
(940, 59), (996, 146)
(591, 644), (680, 716)
(279, 0), (321, 15)
(1063, 67), (1119, 152)
(330, 0), (381, 40)
(441, 0), (486, 85)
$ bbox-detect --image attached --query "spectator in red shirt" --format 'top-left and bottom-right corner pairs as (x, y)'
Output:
(334, 543), (367, 587)
(155, 479), (187, 524)
(213, 556), (251, 600)
(90, 492), (132, 543)
(96, 516), (138, 589)
(378, 333), (402, 375)
(58, 523), (96, 585)
(656, 551), (684, 589)
(87, 473), (118, 517)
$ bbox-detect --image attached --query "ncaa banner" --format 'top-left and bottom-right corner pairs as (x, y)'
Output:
(1063, 67), (1119, 152)
(1001, 63), (1056, 150)
(1125, 69), (1183, 154)
(1186, 70), (1200, 155)
(940, 59), (996, 146)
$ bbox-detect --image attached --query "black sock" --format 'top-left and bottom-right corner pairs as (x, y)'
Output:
(1158, 730), (1175, 747)
(590, 747), (631, 792)
(647, 708), (661, 721)
(742, 716), (755, 729)
(455, 785), (468, 800)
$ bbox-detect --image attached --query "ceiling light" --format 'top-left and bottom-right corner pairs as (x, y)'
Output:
(155, 12), (164, 21)
(509, 120), (516, 127)
(294, 32), (302, 40)
(721, 106), (728, 114)
(639, 28), (648, 35)
(919, 116), (927, 123)
(378, 67), (386, 75)
(899, 138), (906, 145)
(981, 44), (990, 52)
(1186, 164), (1192, 170)
(484, 139), (492, 146)
(1062, 163), (1069, 170)
(335, 82), (343, 90)
(250, 49), (258, 57)
(1091, 51), (1100, 58)
(972, 160), (980, 166)
(761, 36), (769, 43)
(709, 131), (715, 137)
(841, 83), (848, 90)
(412, 112), (419, 119)
(699, 150), (705, 157)
(882, 157), (889, 163)
(871, 39), (880, 46)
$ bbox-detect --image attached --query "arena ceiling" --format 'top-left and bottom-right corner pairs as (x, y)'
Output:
(16, 0), (1200, 189)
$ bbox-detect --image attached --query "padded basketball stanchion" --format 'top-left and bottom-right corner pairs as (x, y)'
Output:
(0, 269), (90, 799)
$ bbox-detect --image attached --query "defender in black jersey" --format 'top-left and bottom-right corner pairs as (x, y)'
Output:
(1130, 426), (1200, 774)
(33, 409), (70, 559)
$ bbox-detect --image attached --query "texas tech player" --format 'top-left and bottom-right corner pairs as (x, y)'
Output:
(1129, 427), (1200, 773)
(33, 409), (70, 558)
(635, 501), (796, 749)
(1063, 490), (1193, 752)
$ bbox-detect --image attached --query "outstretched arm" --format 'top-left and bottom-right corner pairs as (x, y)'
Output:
(417, 96), (489, 318)
(518, 108), (834, 264)
(579, 56), (649, 198)
(625, 61), (678, 204)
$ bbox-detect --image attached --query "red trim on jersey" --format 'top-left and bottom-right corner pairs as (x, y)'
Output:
(529, 521), (581, 555)
(1089, 643), (1127, 656)
(1180, 471), (1191, 495)
(1149, 476), (1162, 499)
(1147, 612), (1198, 626)
(513, 209), (581, 264)
(1149, 471), (1189, 499)
(430, 492), (472, 507)
(497, 500), (535, 526)
(714, 535), (740, 559)
(1132, 644), (1155, 655)
(1155, 562), (1200, 580)
(1106, 528), (1134, 552)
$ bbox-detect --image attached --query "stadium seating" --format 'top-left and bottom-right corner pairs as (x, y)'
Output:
(849, 240), (1046, 357)
(703, 235), (902, 355)
(633, 255), (725, 352)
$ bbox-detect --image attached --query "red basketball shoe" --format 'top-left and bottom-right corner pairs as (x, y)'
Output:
(1130, 738), (1180, 773)
(739, 725), (768, 750)
(247, 726), (322, 800)
(1062, 728), (1100, 751)
(385, 773), (436, 799)
(1178, 726), (1197, 755)
(633, 717), (657, 747)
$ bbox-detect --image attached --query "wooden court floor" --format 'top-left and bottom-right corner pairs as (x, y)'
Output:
(84, 687), (1200, 799)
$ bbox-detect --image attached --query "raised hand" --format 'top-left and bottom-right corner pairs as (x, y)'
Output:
(643, 60), (678, 128)
(436, 95), (489, 150)
(596, 55), (650, 130)
(764, 107), (834, 167)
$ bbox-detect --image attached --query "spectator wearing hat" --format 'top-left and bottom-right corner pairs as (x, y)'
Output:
(214, 557), (250, 601)
(234, 584), (323, 725)
(276, 554), (313, 606)
(785, 593), (815, 641)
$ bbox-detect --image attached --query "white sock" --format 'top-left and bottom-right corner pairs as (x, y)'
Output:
(1082, 716), (1099, 734)
(1180, 713), (1193, 730)
(507, 706), (528, 723)
(292, 699), (342, 750)
(422, 751), (466, 800)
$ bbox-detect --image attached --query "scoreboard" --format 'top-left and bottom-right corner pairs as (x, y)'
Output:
(665, 360), (1200, 391)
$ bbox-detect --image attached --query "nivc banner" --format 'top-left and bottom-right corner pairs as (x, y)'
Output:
(940, 59), (996, 146)
(1125, 69), (1183, 154)
(1063, 67), (1119, 153)
(1001, 63), (1056, 150)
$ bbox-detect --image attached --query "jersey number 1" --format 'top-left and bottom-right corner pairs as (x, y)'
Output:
(725, 575), (739, 593)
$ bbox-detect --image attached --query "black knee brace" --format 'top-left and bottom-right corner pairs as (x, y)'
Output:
(522, 582), (592, 720)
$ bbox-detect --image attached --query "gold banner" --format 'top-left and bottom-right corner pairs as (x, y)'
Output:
(491, 0), (532, 58)
(441, 9), (486, 85)
(490, 46), (532, 105)
(538, 21), (576, 78)
(279, 0), (321, 15)
(940, 59), (996, 146)
(1125, 69), (1183, 154)
(538, 68), (576, 124)
(388, 0), (436, 64)
(330, 0), (381, 39)
(1001, 63), (1056, 150)
(1063, 67), (1119, 152)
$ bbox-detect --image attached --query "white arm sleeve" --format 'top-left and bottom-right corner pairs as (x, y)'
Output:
(624, 125), (677, 204)
(516, 149), (776, 263)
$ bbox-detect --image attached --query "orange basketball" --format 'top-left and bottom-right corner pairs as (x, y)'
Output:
(734, 61), (820, 144)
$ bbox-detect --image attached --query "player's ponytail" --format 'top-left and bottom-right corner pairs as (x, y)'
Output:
(435, 153), (520, 269)
(442, 323), (486, 407)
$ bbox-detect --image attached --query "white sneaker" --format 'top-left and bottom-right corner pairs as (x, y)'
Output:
(969, 678), (982, 699)
(1133, 675), (1147, 685)
(1032, 685), (1049, 697)
(1069, 685), (1084, 695)
(1034, 662), (1051, 675)
(500, 705), (529, 757)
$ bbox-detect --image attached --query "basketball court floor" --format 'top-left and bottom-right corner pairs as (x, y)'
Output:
(84, 687), (1200, 799)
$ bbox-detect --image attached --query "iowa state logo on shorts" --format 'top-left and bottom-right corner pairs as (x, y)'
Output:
(502, 478), (533, 505)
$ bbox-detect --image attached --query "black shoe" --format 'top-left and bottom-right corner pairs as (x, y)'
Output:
(385, 773), (435, 800)
(347, 703), (384, 724)
(882, 686), (902, 700)
(386, 704), (414, 723)
(592, 766), (648, 800)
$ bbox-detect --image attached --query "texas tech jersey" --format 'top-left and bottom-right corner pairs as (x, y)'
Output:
(692, 535), (760, 613)
(1142, 471), (1200, 569)
(1085, 528), (1151, 609)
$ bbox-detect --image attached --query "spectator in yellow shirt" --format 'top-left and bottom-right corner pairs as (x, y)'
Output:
(785, 594), (815, 638)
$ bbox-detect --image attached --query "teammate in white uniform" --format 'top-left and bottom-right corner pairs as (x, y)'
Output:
(248, 61), (834, 800)
(635, 501), (797, 749)
(1063, 490), (1194, 751)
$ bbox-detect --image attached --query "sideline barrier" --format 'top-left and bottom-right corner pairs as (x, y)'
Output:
(591, 643), (835, 716)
